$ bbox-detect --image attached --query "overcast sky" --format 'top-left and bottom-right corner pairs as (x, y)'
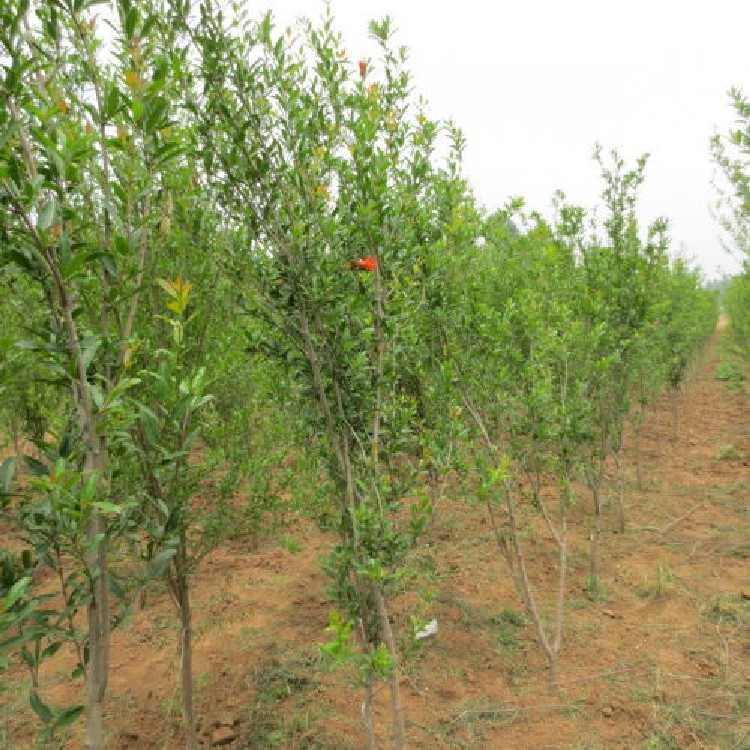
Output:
(256, 0), (749, 279)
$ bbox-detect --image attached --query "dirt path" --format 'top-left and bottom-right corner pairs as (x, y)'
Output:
(2, 329), (748, 749)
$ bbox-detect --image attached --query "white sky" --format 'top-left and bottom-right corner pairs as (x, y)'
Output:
(257, 0), (750, 279)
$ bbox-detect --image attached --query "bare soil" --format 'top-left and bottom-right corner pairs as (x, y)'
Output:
(2, 326), (749, 749)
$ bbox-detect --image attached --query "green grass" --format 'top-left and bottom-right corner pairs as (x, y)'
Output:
(236, 648), (348, 749)
(637, 562), (674, 599)
(715, 360), (746, 383)
(643, 700), (749, 750)
(716, 444), (742, 460)
(489, 607), (527, 658)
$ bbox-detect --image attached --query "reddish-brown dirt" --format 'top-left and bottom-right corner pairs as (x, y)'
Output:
(2, 326), (749, 749)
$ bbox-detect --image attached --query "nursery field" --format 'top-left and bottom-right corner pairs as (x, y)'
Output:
(2, 322), (747, 749)
(2, 1), (749, 748)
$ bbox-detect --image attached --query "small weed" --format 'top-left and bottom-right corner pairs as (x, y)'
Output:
(716, 444), (742, 460)
(585, 574), (612, 602)
(565, 698), (587, 718)
(238, 649), (332, 748)
(568, 597), (590, 610)
(278, 534), (302, 554)
(489, 607), (527, 658)
(629, 683), (652, 703)
(735, 691), (750, 714)
(727, 542), (750, 558)
(644, 698), (748, 750)
(703, 595), (750, 626)
(447, 696), (508, 743)
(238, 626), (261, 650)
(637, 562), (674, 599)
(715, 361), (745, 383)
(642, 734), (680, 750)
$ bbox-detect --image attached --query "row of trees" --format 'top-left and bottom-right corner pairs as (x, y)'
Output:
(0, 1), (718, 747)
(714, 88), (750, 349)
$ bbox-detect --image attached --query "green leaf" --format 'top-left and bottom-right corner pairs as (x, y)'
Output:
(23, 456), (49, 477)
(90, 383), (103, 410)
(3, 250), (39, 275)
(0, 630), (42, 655)
(91, 501), (123, 515)
(4, 576), (31, 609)
(37, 199), (55, 231)
(30, 692), (53, 725)
(55, 704), (84, 728)
(42, 641), (62, 660)
(101, 254), (118, 277)
(147, 547), (176, 577)
(20, 648), (36, 669)
(81, 337), (102, 373)
(144, 97), (169, 132)
(105, 85), (120, 119)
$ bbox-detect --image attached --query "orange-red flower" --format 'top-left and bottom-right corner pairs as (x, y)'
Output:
(351, 255), (377, 272)
(358, 60), (367, 77)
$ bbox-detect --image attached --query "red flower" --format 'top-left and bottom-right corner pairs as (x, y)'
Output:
(358, 60), (367, 78)
(351, 255), (377, 272)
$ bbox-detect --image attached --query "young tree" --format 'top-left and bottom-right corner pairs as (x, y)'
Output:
(713, 88), (750, 350)
(174, 4), (471, 744)
(0, 0), (199, 744)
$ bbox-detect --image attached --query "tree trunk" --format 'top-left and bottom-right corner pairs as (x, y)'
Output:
(53, 255), (111, 750)
(373, 585), (406, 750)
(547, 651), (560, 696)
(176, 547), (198, 750)
(179, 595), (198, 750)
(85, 493), (109, 750)
(589, 482), (601, 585)
(612, 451), (627, 534)
(361, 678), (376, 750)
(634, 420), (644, 491)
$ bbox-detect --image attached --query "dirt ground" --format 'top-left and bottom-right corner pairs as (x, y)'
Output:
(2, 325), (749, 749)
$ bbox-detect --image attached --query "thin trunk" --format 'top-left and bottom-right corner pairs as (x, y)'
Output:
(634, 418), (644, 491)
(461, 390), (565, 694)
(120, 194), (152, 358)
(85, 510), (109, 750)
(168, 534), (198, 750)
(57, 283), (109, 750)
(611, 450), (627, 534)
(506, 483), (560, 694)
(354, 613), (378, 750)
(361, 679), (376, 750)
(56, 548), (85, 669)
(547, 652), (560, 696)
(552, 506), (567, 656)
(486, 494), (528, 612)
(178, 573), (198, 750)
(589, 481), (601, 584)
(371, 259), (385, 463)
(373, 586), (406, 750)
(653, 401), (662, 455)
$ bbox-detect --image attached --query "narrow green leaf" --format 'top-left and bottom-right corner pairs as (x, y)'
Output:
(30, 692), (53, 725)
(42, 641), (62, 660)
(4, 576), (31, 609)
(91, 501), (123, 515)
(37, 199), (55, 231)
(23, 456), (49, 477)
(55, 704), (84, 728)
